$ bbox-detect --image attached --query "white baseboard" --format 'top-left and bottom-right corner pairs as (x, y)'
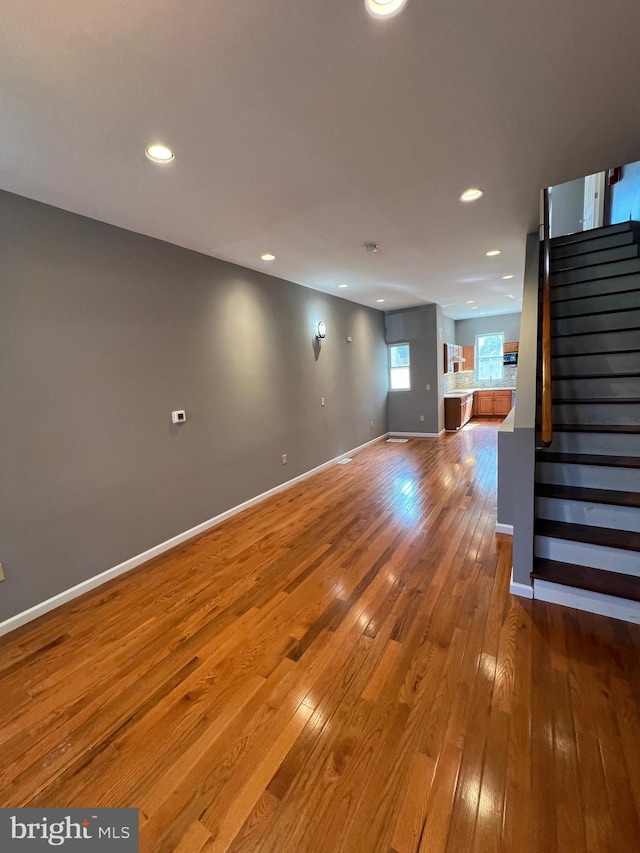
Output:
(389, 430), (445, 439)
(509, 569), (534, 599)
(534, 579), (640, 625)
(495, 523), (513, 536)
(0, 433), (389, 639)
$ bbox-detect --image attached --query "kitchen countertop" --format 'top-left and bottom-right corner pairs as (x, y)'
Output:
(444, 387), (515, 398)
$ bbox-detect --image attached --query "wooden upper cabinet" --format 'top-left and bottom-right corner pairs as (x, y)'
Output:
(462, 345), (474, 372)
(444, 343), (462, 373)
(503, 341), (519, 353)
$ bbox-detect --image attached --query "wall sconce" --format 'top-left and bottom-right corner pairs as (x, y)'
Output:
(316, 321), (326, 340)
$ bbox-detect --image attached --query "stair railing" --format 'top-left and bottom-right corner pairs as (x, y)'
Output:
(541, 187), (553, 446)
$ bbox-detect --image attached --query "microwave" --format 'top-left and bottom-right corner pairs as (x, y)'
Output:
(503, 352), (518, 366)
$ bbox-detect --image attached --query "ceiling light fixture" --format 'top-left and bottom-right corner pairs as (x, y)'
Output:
(376, 299), (385, 303)
(365, 0), (409, 19)
(466, 300), (475, 304)
(471, 306), (479, 310)
(486, 249), (501, 256)
(339, 283), (349, 289)
(261, 253), (276, 261)
(364, 242), (379, 253)
(460, 188), (483, 202)
(145, 144), (174, 163)
(502, 274), (514, 280)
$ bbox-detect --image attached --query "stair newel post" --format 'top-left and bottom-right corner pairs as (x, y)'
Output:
(541, 187), (553, 446)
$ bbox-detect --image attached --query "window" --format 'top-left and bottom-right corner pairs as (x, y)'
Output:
(475, 333), (504, 382)
(389, 343), (410, 390)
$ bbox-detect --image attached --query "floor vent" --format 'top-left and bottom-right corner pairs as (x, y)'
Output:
(337, 457), (353, 465)
(387, 438), (409, 443)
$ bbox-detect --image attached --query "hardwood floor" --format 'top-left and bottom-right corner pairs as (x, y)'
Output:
(1, 421), (640, 852)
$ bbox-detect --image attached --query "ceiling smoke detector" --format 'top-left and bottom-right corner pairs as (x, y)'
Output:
(364, 242), (379, 253)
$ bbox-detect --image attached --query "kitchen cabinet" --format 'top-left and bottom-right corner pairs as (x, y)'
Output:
(503, 341), (519, 354)
(462, 345), (475, 372)
(443, 343), (465, 373)
(444, 392), (474, 430)
(493, 392), (513, 416)
(472, 390), (514, 418)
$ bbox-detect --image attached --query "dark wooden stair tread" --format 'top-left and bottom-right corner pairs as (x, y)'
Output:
(536, 482), (640, 509)
(532, 558), (640, 602)
(551, 325), (640, 339)
(536, 451), (640, 469)
(553, 424), (640, 434)
(551, 285), (640, 304)
(551, 246), (640, 274)
(549, 348), (640, 359)
(552, 372), (640, 380)
(550, 221), (640, 247)
(535, 518), (640, 551)
(551, 397), (640, 404)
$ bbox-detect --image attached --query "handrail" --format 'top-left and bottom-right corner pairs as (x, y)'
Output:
(540, 187), (553, 446)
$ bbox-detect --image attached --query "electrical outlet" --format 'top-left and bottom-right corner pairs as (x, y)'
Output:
(0, 563), (5, 583)
(425, 384), (430, 391)
(321, 397), (325, 406)
(282, 454), (287, 465)
(370, 421), (374, 428)
(419, 415), (425, 422)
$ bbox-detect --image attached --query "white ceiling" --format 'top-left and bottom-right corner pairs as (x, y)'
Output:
(2, 0), (640, 319)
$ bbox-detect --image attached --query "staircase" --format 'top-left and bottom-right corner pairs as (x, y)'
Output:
(533, 221), (640, 616)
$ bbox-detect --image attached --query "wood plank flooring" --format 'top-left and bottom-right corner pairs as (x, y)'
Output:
(1, 421), (640, 852)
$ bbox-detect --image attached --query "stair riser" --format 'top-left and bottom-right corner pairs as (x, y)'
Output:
(552, 329), (639, 356)
(552, 230), (639, 259)
(536, 497), (640, 533)
(552, 308), (640, 336)
(551, 243), (640, 273)
(534, 536), (640, 574)
(553, 376), (640, 398)
(551, 222), (640, 248)
(552, 257), (640, 286)
(551, 273), (640, 301)
(543, 431), (640, 456)
(551, 402), (640, 426)
(536, 461), (640, 491)
(552, 289), (640, 319)
(551, 351), (640, 377)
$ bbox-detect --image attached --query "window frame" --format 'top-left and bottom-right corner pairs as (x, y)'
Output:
(475, 332), (504, 382)
(388, 343), (411, 391)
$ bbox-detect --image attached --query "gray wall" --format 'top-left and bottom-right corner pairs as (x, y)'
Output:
(610, 160), (640, 224)
(385, 304), (443, 434)
(455, 312), (522, 347)
(550, 177), (585, 238)
(0, 191), (389, 622)
(441, 314), (456, 345)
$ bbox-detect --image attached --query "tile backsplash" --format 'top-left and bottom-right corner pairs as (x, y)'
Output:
(443, 365), (517, 392)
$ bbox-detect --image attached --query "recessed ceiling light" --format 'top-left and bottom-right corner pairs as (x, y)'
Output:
(339, 283), (349, 289)
(460, 188), (484, 202)
(502, 274), (514, 280)
(364, 242), (379, 253)
(471, 306), (479, 310)
(486, 249), (501, 256)
(466, 300), (475, 304)
(145, 144), (174, 163)
(365, 0), (409, 19)
(376, 298), (385, 303)
(261, 253), (276, 261)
